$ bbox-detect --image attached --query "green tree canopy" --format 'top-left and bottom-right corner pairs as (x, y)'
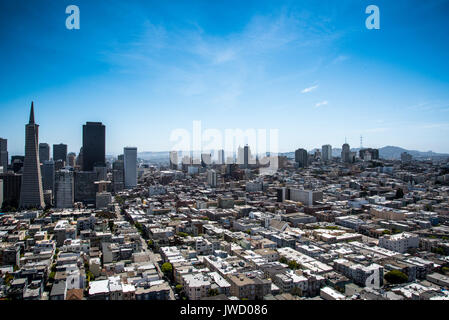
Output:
(288, 260), (300, 270)
(385, 270), (408, 284)
(279, 256), (288, 264)
(208, 288), (219, 296)
(175, 284), (183, 293)
(161, 262), (173, 275)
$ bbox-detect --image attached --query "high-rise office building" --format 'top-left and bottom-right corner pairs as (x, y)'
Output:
(53, 143), (67, 164)
(39, 143), (50, 163)
(0, 166), (3, 208)
(295, 148), (308, 167)
(341, 143), (355, 163)
(207, 169), (217, 187)
(0, 172), (22, 209)
(0, 138), (8, 172)
(74, 171), (97, 204)
(112, 159), (124, 192)
(218, 149), (225, 165)
(237, 146), (244, 165)
(67, 152), (76, 167)
(244, 145), (249, 168)
(82, 122), (105, 171)
(19, 102), (45, 209)
(55, 169), (74, 208)
(322, 145), (332, 162)
(76, 147), (83, 168)
(169, 151), (178, 170)
(124, 147), (137, 189)
(42, 160), (55, 194)
(201, 153), (211, 167)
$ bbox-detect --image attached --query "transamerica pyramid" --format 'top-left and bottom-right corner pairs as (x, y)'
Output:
(19, 102), (45, 209)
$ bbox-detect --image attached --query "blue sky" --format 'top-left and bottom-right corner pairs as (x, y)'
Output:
(1, 0), (449, 155)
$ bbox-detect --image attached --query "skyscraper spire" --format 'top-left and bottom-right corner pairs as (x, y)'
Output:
(29, 101), (35, 124)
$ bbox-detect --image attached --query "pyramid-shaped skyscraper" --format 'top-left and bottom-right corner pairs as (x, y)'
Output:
(19, 102), (45, 209)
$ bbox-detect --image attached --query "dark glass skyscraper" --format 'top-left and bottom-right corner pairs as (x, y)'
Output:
(0, 137), (8, 171)
(295, 148), (308, 168)
(19, 102), (45, 209)
(39, 143), (50, 163)
(53, 143), (67, 163)
(244, 145), (249, 168)
(82, 122), (105, 171)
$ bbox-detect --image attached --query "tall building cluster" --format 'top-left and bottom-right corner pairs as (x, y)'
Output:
(0, 102), (139, 211)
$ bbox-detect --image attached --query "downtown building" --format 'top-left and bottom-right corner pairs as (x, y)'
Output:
(341, 143), (355, 163)
(55, 169), (74, 208)
(0, 137), (8, 172)
(124, 147), (137, 189)
(295, 148), (308, 168)
(112, 158), (124, 193)
(41, 160), (55, 194)
(19, 102), (45, 209)
(53, 143), (67, 164)
(321, 145), (332, 162)
(39, 143), (50, 163)
(82, 122), (105, 171)
(169, 151), (178, 170)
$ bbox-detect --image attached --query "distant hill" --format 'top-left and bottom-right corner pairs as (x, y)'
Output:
(138, 151), (170, 162)
(378, 146), (449, 160)
(282, 146), (449, 160)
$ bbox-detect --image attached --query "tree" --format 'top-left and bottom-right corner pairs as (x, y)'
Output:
(4, 272), (14, 286)
(161, 262), (173, 277)
(433, 247), (445, 255)
(279, 256), (288, 264)
(208, 288), (219, 296)
(288, 260), (300, 270)
(385, 270), (408, 284)
(175, 284), (183, 294)
(177, 232), (188, 238)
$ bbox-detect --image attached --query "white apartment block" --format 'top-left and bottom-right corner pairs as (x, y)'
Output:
(378, 232), (419, 253)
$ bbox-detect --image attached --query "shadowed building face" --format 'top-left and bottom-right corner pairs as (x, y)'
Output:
(82, 122), (105, 171)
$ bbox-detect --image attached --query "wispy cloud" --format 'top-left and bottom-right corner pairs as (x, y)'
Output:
(408, 100), (449, 112)
(315, 100), (328, 108)
(301, 84), (318, 93)
(332, 55), (349, 64)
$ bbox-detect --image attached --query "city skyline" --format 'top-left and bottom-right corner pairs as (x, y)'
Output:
(2, 104), (449, 158)
(1, 1), (449, 305)
(1, 0), (449, 156)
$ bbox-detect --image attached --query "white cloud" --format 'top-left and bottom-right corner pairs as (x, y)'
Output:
(315, 100), (328, 108)
(301, 85), (318, 93)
